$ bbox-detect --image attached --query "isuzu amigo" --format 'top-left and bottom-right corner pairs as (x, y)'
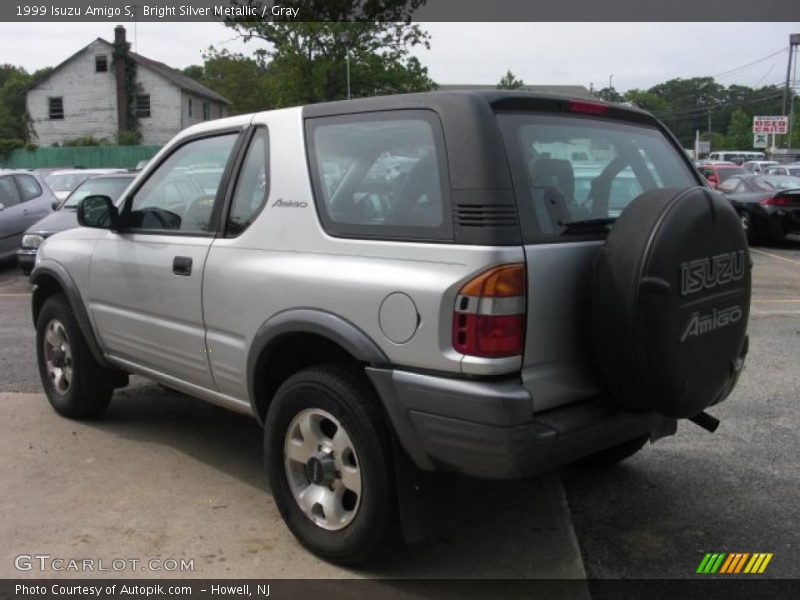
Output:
(30, 91), (751, 564)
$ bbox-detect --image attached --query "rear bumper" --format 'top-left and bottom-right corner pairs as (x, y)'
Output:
(367, 367), (677, 479)
(752, 206), (800, 237)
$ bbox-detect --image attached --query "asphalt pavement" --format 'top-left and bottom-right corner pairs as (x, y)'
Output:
(0, 259), (586, 585)
(1, 239), (798, 583)
(564, 239), (800, 579)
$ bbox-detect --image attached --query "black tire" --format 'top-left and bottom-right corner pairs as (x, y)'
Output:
(36, 294), (114, 418)
(264, 364), (398, 565)
(571, 435), (649, 469)
(738, 212), (761, 245)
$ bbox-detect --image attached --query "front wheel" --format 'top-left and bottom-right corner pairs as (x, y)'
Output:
(36, 294), (116, 418)
(264, 364), (398, 565)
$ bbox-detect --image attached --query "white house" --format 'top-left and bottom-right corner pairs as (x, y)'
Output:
(26, 26), (231, 146)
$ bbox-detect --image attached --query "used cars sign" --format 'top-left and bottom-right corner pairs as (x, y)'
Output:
(753, 116), (789, 134)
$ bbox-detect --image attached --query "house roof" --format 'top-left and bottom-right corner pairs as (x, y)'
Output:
(437, 84), (593, 98)
(127, 49), (231, 105)
(26, 38), (230, 105)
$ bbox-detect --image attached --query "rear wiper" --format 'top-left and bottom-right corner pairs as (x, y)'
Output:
(559, 217), (616, 234)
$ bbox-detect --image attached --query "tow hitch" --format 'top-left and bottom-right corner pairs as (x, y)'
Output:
(689, 411), (720, 433)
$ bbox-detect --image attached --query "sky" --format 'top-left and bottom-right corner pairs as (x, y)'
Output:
(1, 22), (798, 92)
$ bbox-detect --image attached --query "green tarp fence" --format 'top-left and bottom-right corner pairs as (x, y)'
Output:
(0, 146), (161, 169)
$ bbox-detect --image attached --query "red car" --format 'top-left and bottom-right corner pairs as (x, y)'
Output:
(698, 163), (747, 188)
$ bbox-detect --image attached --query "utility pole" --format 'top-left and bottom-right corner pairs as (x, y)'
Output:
(337, 31), (352, 100)
(783, 34), (800, 147)
(346, 46), (351, 100)
(609, 74), (613, 91)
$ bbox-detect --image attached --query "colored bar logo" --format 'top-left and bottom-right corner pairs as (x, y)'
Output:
(696, 552), (773, 574)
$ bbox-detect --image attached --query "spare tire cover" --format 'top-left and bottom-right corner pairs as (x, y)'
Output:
(592, 186), (751, 418)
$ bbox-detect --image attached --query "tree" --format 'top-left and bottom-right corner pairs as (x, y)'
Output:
(720, 109), (754, 150)
(497, 70), (524, 90)
(181, 64), (205, 81)
(200, 48), (277, 114)
(223, 1), (435, 105)
(646, 77), (725, 144)
(0, 64), (33, 142)
(623, 89), (671, 114)
(595, 87), (622, 103)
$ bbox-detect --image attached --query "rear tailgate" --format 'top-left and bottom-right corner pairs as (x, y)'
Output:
(494, 100), (702, 412)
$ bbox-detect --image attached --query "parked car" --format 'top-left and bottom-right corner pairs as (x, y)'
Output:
(44, 169), (126, 201)
(16, 173), (136, 275)
(742, 160), (779, 173)
(698, 163), (747, 187)
(0, 170), (56, 263)
(716, 173), (800, 243)
(764, 163), (800, 177)
(32, 167), (74, 179)
(29, 92), (751, 565)
(695, 159), (736, 167)
(707, 151), (767, 164)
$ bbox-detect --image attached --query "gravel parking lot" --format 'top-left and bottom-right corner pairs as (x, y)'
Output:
(0, 239), (798, 582)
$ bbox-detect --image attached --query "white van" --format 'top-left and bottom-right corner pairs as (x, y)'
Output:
(708, 151), (767, 164)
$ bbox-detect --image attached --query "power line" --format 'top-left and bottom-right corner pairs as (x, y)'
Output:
(653, 90), (785, 120)
(710, 47), (788, 80)
(753, 63), (776, 88)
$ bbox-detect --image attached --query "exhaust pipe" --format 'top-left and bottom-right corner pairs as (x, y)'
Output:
(690, 411), (720, 433)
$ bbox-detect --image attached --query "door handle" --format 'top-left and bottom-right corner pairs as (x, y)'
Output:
(172, 256), (193, 276)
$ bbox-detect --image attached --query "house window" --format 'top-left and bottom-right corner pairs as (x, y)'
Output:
(136, 94), (151, 118)
(202, 102), (210, 121)
(218, 105), (223, 118)
(95, 55), (108, 72)
(49, 97), (64, 120)
(188, 98), (193, 117)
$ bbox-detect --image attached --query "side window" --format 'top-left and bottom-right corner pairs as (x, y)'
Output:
(126, 133), (237, 233)
(14, 175), (43, 201)
(307, 112), (450, 240)
(227, 128), (269, 236)
(0, 176), (22, 207)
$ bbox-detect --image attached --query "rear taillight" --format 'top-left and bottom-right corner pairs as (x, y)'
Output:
(452, 264), (526, 358)
(761, 194), (795, 207)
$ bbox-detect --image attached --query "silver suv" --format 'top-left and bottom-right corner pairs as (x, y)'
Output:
(30, 92), (751, 565)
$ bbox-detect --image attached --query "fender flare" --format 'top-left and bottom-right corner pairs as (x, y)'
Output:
(30, 261), (111, 368)
(246, 309), (388, 420)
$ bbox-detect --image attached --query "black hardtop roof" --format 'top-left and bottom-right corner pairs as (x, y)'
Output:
(303, 89), (655, 122)
(303, 90), (662, 195)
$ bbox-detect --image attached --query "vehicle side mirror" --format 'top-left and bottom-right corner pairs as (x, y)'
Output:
(51, 200), (61, 211)
(0, 203), (5, 211)
(77, 195), (119, 231)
